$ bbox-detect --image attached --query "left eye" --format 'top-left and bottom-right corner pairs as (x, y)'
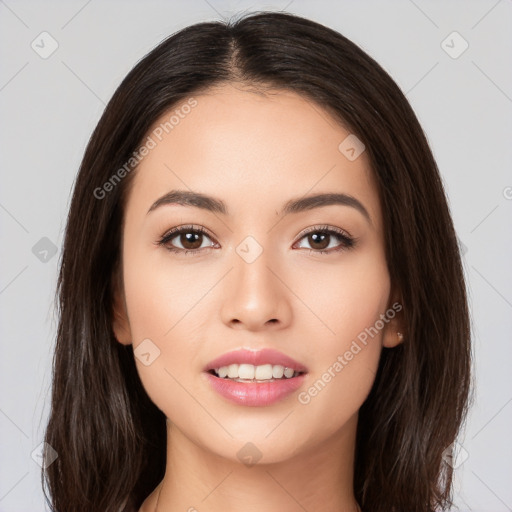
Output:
(294, 227), (355, 253)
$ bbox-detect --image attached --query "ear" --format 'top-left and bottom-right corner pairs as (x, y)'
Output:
(382, 287), (405, 349)
(111, 267), (132, 346)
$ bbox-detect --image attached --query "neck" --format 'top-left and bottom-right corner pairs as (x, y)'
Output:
(148, 414), (362, 512)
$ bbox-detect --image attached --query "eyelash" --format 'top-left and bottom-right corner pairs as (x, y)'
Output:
(156, 224), (357, 256)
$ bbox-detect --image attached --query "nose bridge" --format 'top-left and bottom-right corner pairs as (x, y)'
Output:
(220, 234), (291, 329)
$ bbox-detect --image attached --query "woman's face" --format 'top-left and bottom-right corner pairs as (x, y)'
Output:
(113, 83), (403, 464)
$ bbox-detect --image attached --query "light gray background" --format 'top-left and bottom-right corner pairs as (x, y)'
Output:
(1, 1), (511, 511)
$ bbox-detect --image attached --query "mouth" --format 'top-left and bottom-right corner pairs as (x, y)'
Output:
(203, 347), (308, 381)
(202, 348), (308, 406)
(207, 365), (305, 382)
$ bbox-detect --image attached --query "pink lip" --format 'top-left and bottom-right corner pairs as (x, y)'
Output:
(202, 348), (308, 407)
(203, 372), (307, 407)
(203, 348), (308, 373)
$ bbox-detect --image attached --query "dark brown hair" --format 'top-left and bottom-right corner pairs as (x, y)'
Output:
(42, 10), (472, 512)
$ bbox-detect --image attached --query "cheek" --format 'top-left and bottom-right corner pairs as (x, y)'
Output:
(122, 244), (212, 342)
(119, 246), (215, 417)
(290, 250), (389, 426)
(291, 245), (391, 351)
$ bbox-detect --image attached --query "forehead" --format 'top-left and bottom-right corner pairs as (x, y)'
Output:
(127, 84), (382, 230)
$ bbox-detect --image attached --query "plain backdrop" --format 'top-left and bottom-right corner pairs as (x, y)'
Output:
(0, 1), (511, 511)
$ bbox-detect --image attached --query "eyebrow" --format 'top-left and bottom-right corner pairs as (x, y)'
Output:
(147, 189), (372, 225)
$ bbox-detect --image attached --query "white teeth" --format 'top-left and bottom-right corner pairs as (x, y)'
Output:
(255, 364), (273, 380)
(212, 363), (301, 380)
(238, 364), (255, 379)
(272, 365), (284, 378)
(283, 367), (295, 378)
(227, 364), (238, 378)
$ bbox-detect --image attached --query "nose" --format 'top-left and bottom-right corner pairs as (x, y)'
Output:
(220, 244), (292, 331)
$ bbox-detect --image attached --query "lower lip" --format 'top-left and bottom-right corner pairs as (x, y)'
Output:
(203, 371), (307, 407)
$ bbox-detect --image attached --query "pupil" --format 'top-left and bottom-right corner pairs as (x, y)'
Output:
(310, 233), (329, 250)
(181, 232), (202, 249)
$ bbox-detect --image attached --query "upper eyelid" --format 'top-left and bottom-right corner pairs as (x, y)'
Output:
(296, 224), (352, 239)
(161, 224), (351, 239)
(163, 224), (214, 237)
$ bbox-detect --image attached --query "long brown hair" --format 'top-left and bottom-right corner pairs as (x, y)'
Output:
(42, 11), (473, 511)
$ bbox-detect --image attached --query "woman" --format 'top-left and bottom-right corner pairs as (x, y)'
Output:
(42, 11), (472, 512)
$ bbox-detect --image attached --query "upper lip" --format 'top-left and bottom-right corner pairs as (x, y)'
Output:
(204, 348), (308, 373)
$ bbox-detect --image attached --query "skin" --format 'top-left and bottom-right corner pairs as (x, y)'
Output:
(113, 83), (404, 512)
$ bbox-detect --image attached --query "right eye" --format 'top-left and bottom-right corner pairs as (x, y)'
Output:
(156, 225), (218, 256)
